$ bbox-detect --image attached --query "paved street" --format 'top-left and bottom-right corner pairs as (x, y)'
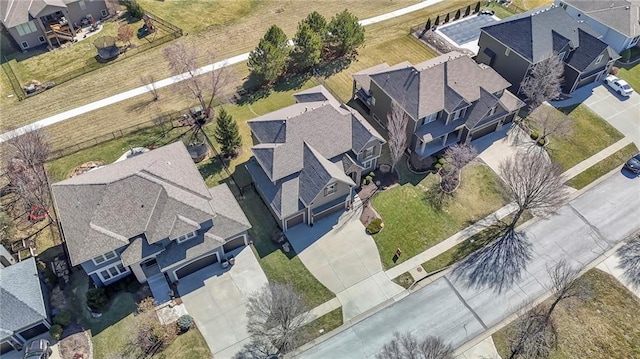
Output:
(297, 171), (640, 358)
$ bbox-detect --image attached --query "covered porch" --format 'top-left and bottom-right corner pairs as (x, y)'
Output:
(413, 129), (462, 159)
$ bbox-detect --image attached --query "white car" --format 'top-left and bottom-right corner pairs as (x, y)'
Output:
(604, 75), (634, 97)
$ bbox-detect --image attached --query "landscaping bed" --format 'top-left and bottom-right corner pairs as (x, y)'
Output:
(493, 269), (640, 358)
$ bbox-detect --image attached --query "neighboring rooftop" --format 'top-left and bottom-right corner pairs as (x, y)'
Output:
(0, 0), (82, 28)
(0, 258), (47, 341)
(563, 0), (640, 37)
(51, 142), (251, 266)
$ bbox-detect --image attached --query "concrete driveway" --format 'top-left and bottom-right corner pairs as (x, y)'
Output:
(286, 199), (405, 322)
(177, 247), (268, 359)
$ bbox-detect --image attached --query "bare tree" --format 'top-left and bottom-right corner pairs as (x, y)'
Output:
(526, 106), (573, 142)
(387, 102), (409, 172)
(520, 53), (565, 111)
(140, 74), (159, 101)
(454, 150), (568, 292)
(163, 40), (233, 121)
(376, 332), (454, 359)
(116, 23), (134, 47)
(440, 144), (477, 193)
(247, 283), (309, 355)
(133, 297), (177, 355)
(617, 234), (640, 289)
(4, 127), (56, 224)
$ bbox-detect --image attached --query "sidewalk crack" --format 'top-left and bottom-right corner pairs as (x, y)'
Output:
(444, 276), (488, 330)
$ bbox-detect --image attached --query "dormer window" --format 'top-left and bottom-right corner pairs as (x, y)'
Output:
(324, 183), (337, 196)
(363, 147), (375, 159)
(92, 251), (117, 265)
(595, 54), (603, 64)
(558, 52), (565, 61)
(176, 231), (197, 243)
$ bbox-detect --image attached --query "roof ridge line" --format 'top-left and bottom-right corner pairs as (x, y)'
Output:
(137, 170), (211, 202)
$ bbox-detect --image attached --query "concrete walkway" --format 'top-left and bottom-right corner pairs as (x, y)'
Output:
(0, 0), (447, 143)
(456, 336), (502, 359)
(561, 137), (634, 180)
(596, 253), (640, 299)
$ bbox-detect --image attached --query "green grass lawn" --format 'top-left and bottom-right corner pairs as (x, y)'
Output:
(567, 143), (639, 190)
(372, 162), (510, 269)
(298, 308), (343, 345)
(493, 269), (640, 359)
(546, 105), (624, 171)
(618, 64), (640, 92)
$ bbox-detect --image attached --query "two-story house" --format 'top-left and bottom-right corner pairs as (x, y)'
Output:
(246, 85), (386, 230)
(476, 6), (620, 95)
(353, 52), (524, 170)
(557, 0), (640, 55)
(0, 0), (110, 50)
(51, 142), (251, 303)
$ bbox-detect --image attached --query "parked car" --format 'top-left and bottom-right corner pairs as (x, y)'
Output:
(604, 75), (634, 96)
(624, 153), (640, 174)
(23, 339), (52, 359)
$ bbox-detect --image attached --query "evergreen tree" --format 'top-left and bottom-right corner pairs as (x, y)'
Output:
(214, 108), (242, 157)
(326, 10), (365, 58)
(424, 18), (431, 31)
(465, 5), (471, 17)
(248, 25), (289, 85)
(455, 9), (461, 20)
(302, 11), (327, 36)
(475, 2), (481, 13)
(444, 13), (450, 23)
(435, 15), (440, 25)
(291, 22), (322, 71)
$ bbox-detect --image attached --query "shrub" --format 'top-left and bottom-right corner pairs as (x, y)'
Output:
(368, 171), (375, 178)
(610, 66), (619, 75)
(437, 158), (446, 165)
(537, 138), (546, 146)
(434, 163), (442, 170)
(53, 311), (71, 327)
(49, 325), (63, 340)
(177, 315), (193, 333)
(122, 0), (144, 19)
(530, 130), (539, 140)
(366, 218), (383, 234)
(361, 178), (369, 186)
(365, 175), (373, 183)
(86, 287), (109, 313)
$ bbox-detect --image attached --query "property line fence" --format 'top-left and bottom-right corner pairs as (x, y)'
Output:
(1, 59), (25, 100)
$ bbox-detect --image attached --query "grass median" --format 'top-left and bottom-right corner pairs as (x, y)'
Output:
(567, 143), (639, 190)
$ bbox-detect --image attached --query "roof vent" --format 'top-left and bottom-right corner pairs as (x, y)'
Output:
(625, 5), (630, 10)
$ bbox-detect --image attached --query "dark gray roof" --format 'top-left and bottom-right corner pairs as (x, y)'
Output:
(52, 142), (250, 266)
(0, 258), (47, 340)
(481, 6), (605, 63)
(246, 159), (303, 218)
(298, 143), (352, 205)
(564, 0), (640, 37)
(157, 229), (225, 270)
(0, 0), (79, 28)
(364, 52), (511, 120)
(120, 237), (164, 267)
(464, 88), (500, 129)
(565, 28), (611, 71)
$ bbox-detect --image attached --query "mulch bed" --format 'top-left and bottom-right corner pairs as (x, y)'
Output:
(70, 161), (105, 178)
(357, 165), (399, 225)
(59, 323), (92, 359)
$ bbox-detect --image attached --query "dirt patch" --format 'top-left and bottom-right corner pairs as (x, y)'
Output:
(360, 202), (381, 226)
(70, 161), (105, 178)
(59, 323), (92, 359)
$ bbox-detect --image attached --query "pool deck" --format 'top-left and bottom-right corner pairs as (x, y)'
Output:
(435, 14), (500, 54)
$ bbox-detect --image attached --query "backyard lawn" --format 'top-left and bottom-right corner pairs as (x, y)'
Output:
(493, 269), (640, 359)
(372, 162), (510, 269)
(567, 143), (639, 190)
(546, 104), (624, 171)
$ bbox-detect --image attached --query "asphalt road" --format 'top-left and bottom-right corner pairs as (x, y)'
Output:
(297, 171), (640, 359)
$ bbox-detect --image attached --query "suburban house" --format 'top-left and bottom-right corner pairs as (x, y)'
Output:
(557, 0), (640, 54)
(0, 0), (110, 50)
(476, 6), (620, 95)
(352, 52), (524, 169)
(246, 85), (386, 231)
(0, 258), (51, 354)
(51, 142), (251, 299)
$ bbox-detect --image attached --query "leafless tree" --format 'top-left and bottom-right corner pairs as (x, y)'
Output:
(526, 106), (573, 142)
(246, 283), (309, 355)
(454, 150), (568, 292)
(617, 234), (640, 289)
(163, 40), (233, 121)
(376, 332), (454, 359)
(387, 102), (409, 172)
(507, 260), (590, 359)
(3, 127), (56, 224)
(140, 74), (159, 101)
(116, 23), (134, 47)
(520, 53), (565, 111)
(439, 144), (477, 193)
(133, 297), (177, 355)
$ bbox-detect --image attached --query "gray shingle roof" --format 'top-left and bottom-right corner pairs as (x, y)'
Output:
(364, 52), (511, 120)
(0, 0), (79, 28)
(565, 28), (610, 71)
(0, 258), (47, 340)
(156, 228), (225, 270)
(52, 142), (250, 266)
(481, 6), (605, 63)
(246, 159), (303, 218)
(120, 237), (164, 267)
(298, 143), (354, 205)
(564, 0), (640, 37)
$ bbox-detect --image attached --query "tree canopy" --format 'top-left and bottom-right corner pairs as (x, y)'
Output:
(291, 22), (323, 71)
(248, 25), (290, 85)
(326, 10), (365, 57)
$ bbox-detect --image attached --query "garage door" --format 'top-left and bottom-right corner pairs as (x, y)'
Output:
(313, 202), (345, 222)
(576, 72), (601, 89)
(285, 213), (304, 230)
(471, 123), (498, 140)
(223, 236), (246, 253)
(175, 253), (219, 280)
(19, 323), (48, 340)
(1, 341), (15, 355)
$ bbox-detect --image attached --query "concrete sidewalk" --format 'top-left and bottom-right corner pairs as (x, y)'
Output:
(562, 137), (634, 180)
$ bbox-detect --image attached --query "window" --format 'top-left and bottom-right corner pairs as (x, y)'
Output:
(370, 96), (376, 106)
(631, 36), (640, 46)
(16, 21), (37, 36)
(176, 231), (197, 243)
(504, 48), (510, 56)
(488, 106), (497, 116)
(79, 0), (86, 10)
(324, 183), (337, 196)
(92, 251), (117, 265)
(421, 112), (438, 125)
(101, 9), (108, 17)
(98, 262), (129, 282)
(558, 52), (565, 61)
(38, 36), (46, 43)
(20, 41), (28, 49)
(363, 146), (375, 159)
(595, 54), (603, 64)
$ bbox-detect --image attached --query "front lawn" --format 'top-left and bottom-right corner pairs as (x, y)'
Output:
(493, 269), (640, 358)
(298, 308), (344, 345)
(618, 63), (640, 92)
(372, 163), (510, 269)
(547, 104), (624, 171)
(567, 143), (639, 190)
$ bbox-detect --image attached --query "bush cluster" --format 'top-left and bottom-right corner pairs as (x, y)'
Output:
(530, 130), (540, 140)
(177, 315), (194, 333)
(53, 311), (71, 327)
(86, 287), (109, 313)
(366, 218), (383, 234)
(49, 325), (63, 340)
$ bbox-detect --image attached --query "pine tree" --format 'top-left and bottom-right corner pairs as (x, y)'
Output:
(248, 25), (289, 85)
(302, 11), (327, 37)
(214, 108), (242, 157)
(291, 22), (322, 71)
(475, 2), (481, 13)
(326, 10), (365, 58)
